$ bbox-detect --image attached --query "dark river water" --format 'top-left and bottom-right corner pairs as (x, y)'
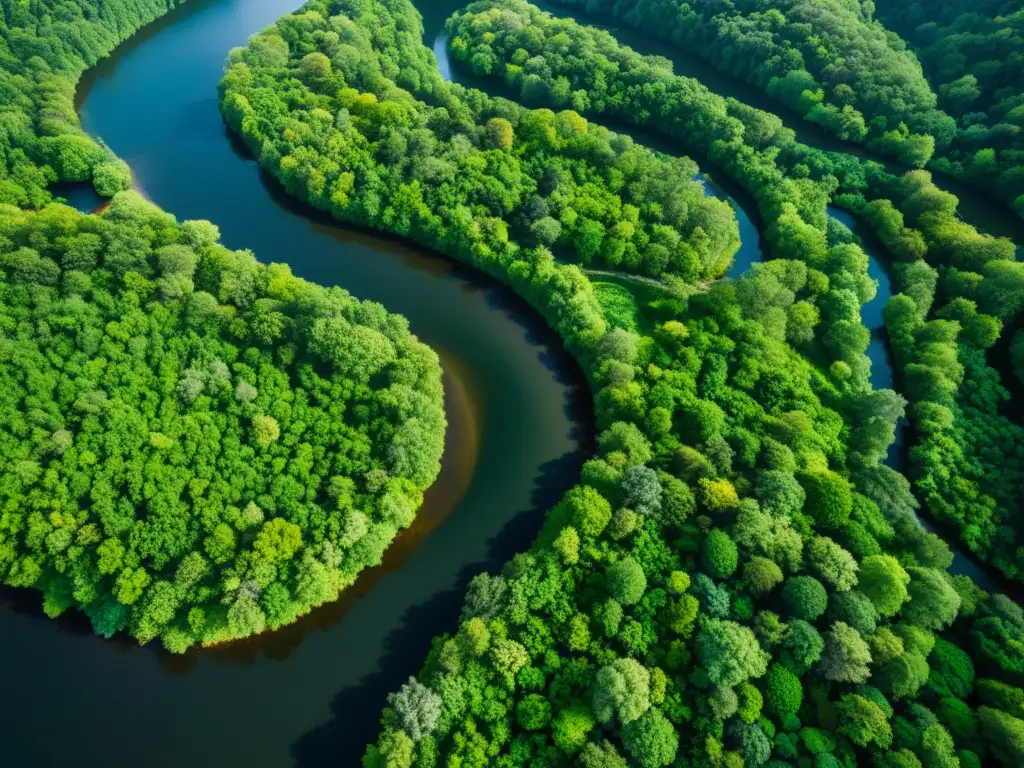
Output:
(1, 1), (1012, 765)
(0, 0), (590, 765)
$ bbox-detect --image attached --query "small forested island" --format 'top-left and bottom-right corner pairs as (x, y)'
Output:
(3, 0), (1024, 765)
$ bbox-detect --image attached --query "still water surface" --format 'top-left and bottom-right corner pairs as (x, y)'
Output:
(0, 0), (590, 765)
(1, 1), (1013, 765)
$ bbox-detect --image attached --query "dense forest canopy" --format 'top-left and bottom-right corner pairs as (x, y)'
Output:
(448, 0), (888, 394)
(219, 3), (740, 282)
(0, 193), (445, 650)
(549, 0), (951, 167)
(450, 0), (1024, 585)
(0, 0), (197, 207)
(868, 171), (1024, 581)
(551, 0), (1024, 218)
(875, 0), (1024, 217)
(214, 0), (1024, 766)
(0, 0), (451, 653)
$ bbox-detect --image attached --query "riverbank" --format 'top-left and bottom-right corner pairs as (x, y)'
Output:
(828, 207), (1013, 596)
(436, 0), (1024, 599)
(0, 0), (592, 764)
(197, 348), (481, 652)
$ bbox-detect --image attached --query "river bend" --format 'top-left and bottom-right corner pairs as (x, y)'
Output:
(0, 1), (1012, 766)
(0, 0), (589, 765)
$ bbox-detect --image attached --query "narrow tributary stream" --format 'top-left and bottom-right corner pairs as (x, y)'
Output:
(427, 0), (1012, 594)
(0, 1), (1014, 765)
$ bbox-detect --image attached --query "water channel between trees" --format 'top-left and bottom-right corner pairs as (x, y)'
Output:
(0, 0), (1015, 765)
(0, 0), (591, 765)
(428, 0), (1008, 591)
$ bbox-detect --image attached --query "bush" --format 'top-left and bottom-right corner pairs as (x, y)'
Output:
(764, 664), (803, 719)
(797, 470), (853, 530)
(607, 557), (647, 605)
(515, 693), (551, 730)
(621, 709), (679, 768)
(743, 557), (784, 597)
(92, 159), (132, 197)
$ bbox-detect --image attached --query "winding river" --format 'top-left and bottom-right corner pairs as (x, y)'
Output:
(828, 208), (1004, 593)
(0, 0), (1014, 765)
(0, 0), (590, 765)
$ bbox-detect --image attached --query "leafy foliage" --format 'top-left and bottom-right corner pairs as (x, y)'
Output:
(877, 0), (1024, 214)
(550, 0), (950, 167)
(0, 0), (197, 206)
(0, 196), (444, 649)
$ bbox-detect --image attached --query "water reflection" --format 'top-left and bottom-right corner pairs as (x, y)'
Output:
(0, 0), (592, 765)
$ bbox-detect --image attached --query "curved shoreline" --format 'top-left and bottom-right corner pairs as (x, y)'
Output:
(427, 16), (764, 282)
(0, 348), (484, 660)
(195, 348), (482, 656)
(432, 0), (1022, 599)
(0, 1), (592, 764)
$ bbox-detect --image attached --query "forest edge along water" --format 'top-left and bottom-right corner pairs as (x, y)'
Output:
(1, 0), (1019, 766)
(430, 0), (1014, 594)
(0, 0), (591, 765)
(522, 0), (1024, 245)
